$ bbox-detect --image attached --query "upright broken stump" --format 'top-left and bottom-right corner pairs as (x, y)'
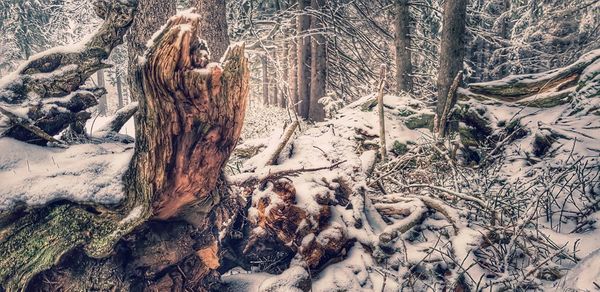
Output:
(0, 10), (249, 291)
(125, 13), (249, 220)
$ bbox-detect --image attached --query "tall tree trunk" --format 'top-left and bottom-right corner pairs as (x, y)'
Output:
(273, 81), (279, 107)
(289, 19), (299, 111)
(126, 0), (176, 103)
(309, 0), (326, 122)
(97, 69), (108, 115)
(435, 0), (467, 135)
(116, 70), (124, 109)
(297, 0), (312, 119)
(394, 0), (412, 93)
(262, 54), (269, 106)
(193, 0), (230, 61)
(280, 40), (289, 108)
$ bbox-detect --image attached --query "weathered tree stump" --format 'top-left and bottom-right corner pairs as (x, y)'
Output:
(0, 8), (249, 292)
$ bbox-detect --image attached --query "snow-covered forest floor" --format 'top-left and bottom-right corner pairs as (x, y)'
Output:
(1, 52), (599, 292)
(218, 51), (600, 291)
(220, 95), (600, 290)
(0, 44), (600, 291)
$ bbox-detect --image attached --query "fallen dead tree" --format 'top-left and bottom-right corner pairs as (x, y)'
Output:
(458, 49), (600, 108)
(0, 0), (138, 145)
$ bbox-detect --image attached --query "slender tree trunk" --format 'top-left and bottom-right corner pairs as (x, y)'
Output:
(377, 65), (388, 160)
(193, 0), (230, 61)
(262, 54), (269, 106)
(289, 19), (299, 110)
(280, 41), (290, 108)
(97, 69), (107, 115)
(116, 70), (124, 109)
(273, 81), (279, 107)
(297, 0), (312, 118)
(394, 0), (412, 93)
(309, 0), (326, 122)
(435, 0), (467, 131)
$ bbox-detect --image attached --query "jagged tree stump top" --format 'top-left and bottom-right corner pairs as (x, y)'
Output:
(127, 12), (249, 220)
(0, 9), (249, 292)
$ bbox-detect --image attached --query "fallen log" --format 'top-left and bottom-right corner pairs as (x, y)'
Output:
(0, 0), (136, 145)
(93, 101), (138, 140)
(267, 121), (299, 165)
(458, 49), (600, 108)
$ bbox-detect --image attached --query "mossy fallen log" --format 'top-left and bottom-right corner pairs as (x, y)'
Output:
(458, 49), (600, 108)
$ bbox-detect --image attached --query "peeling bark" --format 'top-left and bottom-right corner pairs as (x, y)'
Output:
(126, 13), (248, 220)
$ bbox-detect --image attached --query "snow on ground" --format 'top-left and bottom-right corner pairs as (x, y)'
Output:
(0, 138), (133, 210)
(0, 77), (597, 289)
(222, 89), (600, 291)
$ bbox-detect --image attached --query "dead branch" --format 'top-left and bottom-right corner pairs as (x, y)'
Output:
(94, 102), (138, 139)
(0, 0), (137, 145)
(267, 120), (299, 165)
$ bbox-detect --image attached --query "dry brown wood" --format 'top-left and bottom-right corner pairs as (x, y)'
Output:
(1, 10), (250, 291)
(125, 13), (249, 220)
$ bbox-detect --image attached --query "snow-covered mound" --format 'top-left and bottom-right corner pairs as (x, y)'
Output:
(0, 138), (133, 210)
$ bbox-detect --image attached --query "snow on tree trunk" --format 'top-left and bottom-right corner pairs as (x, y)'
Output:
(0, 1), (139, 289)
(458, 49), (600, 108)
(0, 0), (136, 145)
